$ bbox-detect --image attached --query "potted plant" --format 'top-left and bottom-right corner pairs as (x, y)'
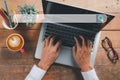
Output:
(18, 4), (39, 27)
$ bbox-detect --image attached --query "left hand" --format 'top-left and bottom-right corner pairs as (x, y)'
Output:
(38, 36), (61, 70)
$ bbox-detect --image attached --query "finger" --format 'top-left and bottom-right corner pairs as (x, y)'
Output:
(80, 36), (85, 47)
(45, 36), (51, 46)
(88, 40), (92, 52)
(56, 47), (61, 55)
(55, 40), (62, 49)
(72, 46), (76, 54)
(72, 46), (76, 59)
(88, 40), (92, 48)
(43, 40), (46, 48)
(74, 37), (80, 47)
(86, 39), (90, 48)
(49, 36), (55, 46)
(89, 41), (92, 49)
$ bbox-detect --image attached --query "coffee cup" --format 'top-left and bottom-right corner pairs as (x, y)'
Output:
(6, 33), (25, 54)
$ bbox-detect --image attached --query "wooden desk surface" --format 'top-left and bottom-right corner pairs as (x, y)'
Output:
(0, 0), (120, 80)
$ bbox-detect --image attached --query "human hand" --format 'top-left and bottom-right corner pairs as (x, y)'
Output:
(38, 36), (61, 70)
(72, 36), (93, 72)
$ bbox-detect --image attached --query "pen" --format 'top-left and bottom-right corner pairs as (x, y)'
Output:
(4, 0), (13, 28)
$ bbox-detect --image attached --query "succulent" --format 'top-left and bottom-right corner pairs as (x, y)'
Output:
(19, 5), (39, 27)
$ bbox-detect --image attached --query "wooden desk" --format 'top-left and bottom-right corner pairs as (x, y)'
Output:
(0, 0), (120, 80)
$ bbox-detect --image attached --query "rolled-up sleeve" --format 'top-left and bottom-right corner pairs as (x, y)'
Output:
(25, 65), (46, 80)
(81, 68), (99, 80)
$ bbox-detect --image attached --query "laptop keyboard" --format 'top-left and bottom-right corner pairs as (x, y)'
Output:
(44, 23), (97, 47)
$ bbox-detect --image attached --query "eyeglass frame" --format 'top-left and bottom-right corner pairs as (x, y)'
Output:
(101, 37), (119, 63)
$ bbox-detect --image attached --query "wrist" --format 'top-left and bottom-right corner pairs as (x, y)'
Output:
(38, 61), (50, 71)
(81, 65), (93, 72)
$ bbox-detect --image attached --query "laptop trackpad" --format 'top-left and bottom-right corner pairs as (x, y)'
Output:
(55, 47), (78, 67)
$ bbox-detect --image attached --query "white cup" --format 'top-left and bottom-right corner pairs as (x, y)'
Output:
(2, 16), (18, 30)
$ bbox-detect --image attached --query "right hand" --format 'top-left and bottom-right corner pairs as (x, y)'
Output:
(72, 36), (93, 72)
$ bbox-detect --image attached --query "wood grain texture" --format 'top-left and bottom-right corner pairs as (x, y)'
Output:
(95, 48), (120, 66)
(99, 31), (120, 48)
(43, 65), (83, 80)
(95, 65), (120, 80)
(0, 0), (43, 13)
(0, 65), (33, 80)
(103, 14), (120, 30)
(94, 49), (120, 80)
(0, 64), (83, 80)
(0, 47), (36, 65)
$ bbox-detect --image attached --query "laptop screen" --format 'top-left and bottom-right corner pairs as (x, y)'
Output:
(42, 0), (114, 32)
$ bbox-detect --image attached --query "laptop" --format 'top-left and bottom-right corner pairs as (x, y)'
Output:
(35, 0), (114, 67)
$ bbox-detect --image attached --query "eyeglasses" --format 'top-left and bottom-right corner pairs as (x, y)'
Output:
(101, 37), (119, 63)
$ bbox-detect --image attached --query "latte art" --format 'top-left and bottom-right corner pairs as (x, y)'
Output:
(8, 36), (21, 47)
(6, 33), (24, 51)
